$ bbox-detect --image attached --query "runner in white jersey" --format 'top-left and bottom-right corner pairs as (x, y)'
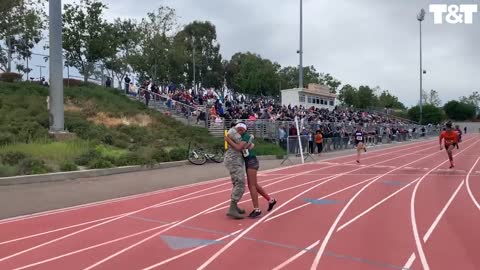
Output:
(353, 124), (367, 163)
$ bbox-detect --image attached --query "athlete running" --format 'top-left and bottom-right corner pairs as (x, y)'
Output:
(455, 125), (463, 145)
(439, 122), (459, 169)
(353, 124), (367, 163)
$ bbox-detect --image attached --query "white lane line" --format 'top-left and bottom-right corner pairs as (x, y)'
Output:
(403, 180), (465, 269)
(205, 167), (351, 215)
(409, 138), (480, 270)
(264, 139), (454, 223)
(195, 140), (443, 270)
(0, 138), (436, 225)
(309, 137), (480, 270)
(0, 214), (123, 246)
(466, 157), (480, 212)
(423, 180), (464, 242)
(265, 177), (373, 223)
(0, 177), (241, 263)
(13, 221), (178, 270)
(404, 155), (479, 268)
(272, 240), (320, 270)
(336, 178), (420, 232)
(140, 230), (243, 270)
(403, 253), (416, 269)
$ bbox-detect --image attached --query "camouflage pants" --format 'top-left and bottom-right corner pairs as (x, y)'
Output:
(225, 156), (245, 203)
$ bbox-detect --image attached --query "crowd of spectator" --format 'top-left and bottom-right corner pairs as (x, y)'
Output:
(128, 82), (413, 130)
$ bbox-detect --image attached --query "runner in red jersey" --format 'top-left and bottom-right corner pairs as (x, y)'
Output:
(439, 122), (459, 169)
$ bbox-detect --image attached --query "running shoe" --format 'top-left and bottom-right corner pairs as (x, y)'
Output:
(249, 209), (261, 218)
(268, 199), (277, 212)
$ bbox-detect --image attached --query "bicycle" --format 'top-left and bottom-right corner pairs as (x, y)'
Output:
(187, 143), (224, 165)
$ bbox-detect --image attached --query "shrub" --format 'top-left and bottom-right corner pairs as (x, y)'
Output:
(0, 151), (29, 166)
(0, 164), (19, 177)
(75, 149), (101, 166)
(18, 158), (52, 175)
(87, 159), (114, 169)
(0, 72), (23, 83)
(63, 79), (83, 87)
(114, 152), (147, 166)
(169, 148), (187, 161)
(0, 132), (15, 146)
(59, 161), (78, 172)
(151, 149), (170, 163)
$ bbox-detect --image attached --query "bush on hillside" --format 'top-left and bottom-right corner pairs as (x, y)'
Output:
(0, 151), (29, 166)
(18, 158), (52, 175)
(59, 161), (78, 172)
(0, 164), (18, 177)
(0, 72), (22, 83)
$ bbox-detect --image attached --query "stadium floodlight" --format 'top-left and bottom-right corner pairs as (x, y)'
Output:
(417, 8), (425, 125)
(298, 0), (303, 89)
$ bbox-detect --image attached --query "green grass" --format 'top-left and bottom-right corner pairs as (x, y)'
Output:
(0, 139), (90, 163)
(0, 81), (282, 176)
(254, 139), (285, 157)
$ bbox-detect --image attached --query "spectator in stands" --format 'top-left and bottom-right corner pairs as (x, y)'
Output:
(315, 130), (323, 155)
(124, 75), (131, 94)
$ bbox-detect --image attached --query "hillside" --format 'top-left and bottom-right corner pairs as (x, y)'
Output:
(0, 82), (226, 177)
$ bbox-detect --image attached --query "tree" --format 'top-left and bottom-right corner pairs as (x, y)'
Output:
(408, 104), (445, 124)
(443, 100), (476, 121)
(103, 18), (141, 88)
(173, 21), (224, 88)
(460, 91), (480, 115)
(0, 0), (45, 72)
(225, 52), (280, 96)
(318, 73), (341, 94)
(422, 89), (441, 107)
(63, 0), (113, 82)
(378, 90), (406, 110)
(356, 85), (377, 109)
(130, 6), (178, 83)
(277, 65), (320, 89)
(337, 84), (358, 107)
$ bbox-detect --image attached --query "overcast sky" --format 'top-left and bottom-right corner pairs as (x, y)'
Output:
(31, 0), (480, 107)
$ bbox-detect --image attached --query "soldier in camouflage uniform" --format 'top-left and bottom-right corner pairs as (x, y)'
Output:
(224, 123), (248, 219)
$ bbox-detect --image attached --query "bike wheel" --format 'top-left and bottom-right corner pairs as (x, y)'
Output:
(210, 150), (224, 163)
(188, 150), (207, 165)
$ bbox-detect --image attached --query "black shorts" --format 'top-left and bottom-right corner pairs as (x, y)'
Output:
(445, 143), (457, 149)
(245, 156), (260, 170)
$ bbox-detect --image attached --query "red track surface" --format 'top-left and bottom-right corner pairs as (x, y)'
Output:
(1, 135), (480, 270)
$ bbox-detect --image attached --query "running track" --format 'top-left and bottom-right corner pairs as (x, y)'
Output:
(1, 135), (480, 270)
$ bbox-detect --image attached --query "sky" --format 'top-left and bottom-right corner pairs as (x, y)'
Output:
(28, 0), (480, 107)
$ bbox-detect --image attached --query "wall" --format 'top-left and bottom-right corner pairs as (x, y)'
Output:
(453, 122), (480, 133)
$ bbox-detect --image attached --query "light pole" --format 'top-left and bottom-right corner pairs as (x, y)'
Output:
(192, 36), (196, 93)
(36, 65), (46, 79)
(298, 0), (303, 89)
(49, 0), (65, 133)
(417, 8), (425, 125)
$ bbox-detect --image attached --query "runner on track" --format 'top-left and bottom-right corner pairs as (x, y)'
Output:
(454, 125), (463, 145)
(353, 124), (367, 163)
(439, 121), (459, 169)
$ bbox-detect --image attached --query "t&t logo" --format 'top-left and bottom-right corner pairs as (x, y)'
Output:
(429, 4), (478, 24)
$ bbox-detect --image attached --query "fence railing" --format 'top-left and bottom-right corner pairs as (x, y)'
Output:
(133, 88), (207, 127)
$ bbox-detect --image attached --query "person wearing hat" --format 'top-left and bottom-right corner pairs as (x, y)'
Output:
(439, 121), (459, 168)
(223, 122), (248, 219)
